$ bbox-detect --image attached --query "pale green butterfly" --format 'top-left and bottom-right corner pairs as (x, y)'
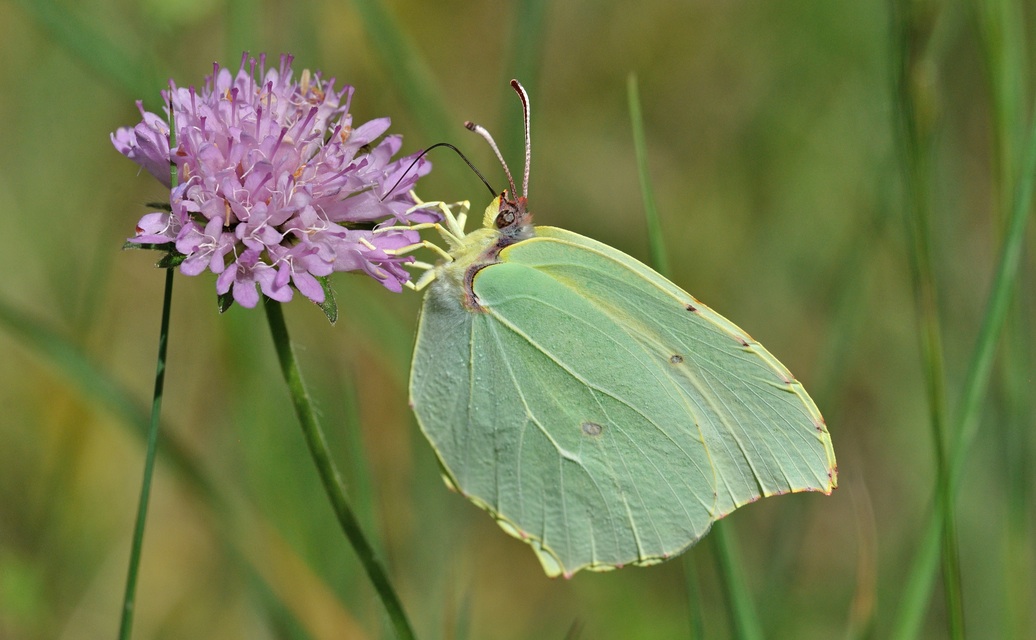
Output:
(406, 80), (837, 578)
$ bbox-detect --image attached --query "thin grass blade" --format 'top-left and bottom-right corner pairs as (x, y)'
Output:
(886, 1), (964, 634)
(12, 0), (160, 105)
(501, 0), (549, 163)
(626, 74), (759, 640)
(348, 0), (454, 143)
(626, 73), (671, 278)
(0, 295), (367, 637)
(890, 76), (1036, 640)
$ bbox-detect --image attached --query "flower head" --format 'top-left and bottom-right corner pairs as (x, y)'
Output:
(113, 53), (437, 311)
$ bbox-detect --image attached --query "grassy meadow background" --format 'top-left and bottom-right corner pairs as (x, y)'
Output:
(1, 0), (1034, 637)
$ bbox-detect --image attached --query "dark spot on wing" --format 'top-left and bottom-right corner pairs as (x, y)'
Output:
(685, 303), (697, 312)
(581, 421), (603, 437)
(669, 354), (684, 364)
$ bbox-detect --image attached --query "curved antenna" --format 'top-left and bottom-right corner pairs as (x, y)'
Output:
(464, 121), (517, 199)
(380, 142), (496, 201)
(510, 79), (531, 199)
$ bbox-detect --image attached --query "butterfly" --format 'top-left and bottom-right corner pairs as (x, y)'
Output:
(406, 80), (836, 577)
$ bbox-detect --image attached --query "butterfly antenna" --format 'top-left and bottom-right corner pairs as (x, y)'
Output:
(381, 142), (496, 200)
(465, 120), (518, 200)
(510, 79), (531, 199)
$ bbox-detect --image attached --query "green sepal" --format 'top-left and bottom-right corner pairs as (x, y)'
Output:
(122, 240), (174, 252)
(144, 201), (173, 212)
(156, 252), (186, 269)
(217, 291), (235, 314)
(315, 275), (338, 324)
(122, 240), (183, 270)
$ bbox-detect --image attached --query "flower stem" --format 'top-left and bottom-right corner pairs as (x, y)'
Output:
(118, 267), (174, 640)
(262, 297), (415, 640)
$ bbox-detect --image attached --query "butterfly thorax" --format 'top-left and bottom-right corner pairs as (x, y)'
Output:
(436, 193), (536, 312)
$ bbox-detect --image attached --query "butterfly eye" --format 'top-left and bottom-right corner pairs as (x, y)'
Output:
(496, 208), (516, 229)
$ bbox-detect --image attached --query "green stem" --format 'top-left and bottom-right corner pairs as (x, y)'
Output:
(262, 298), (415, 640)
(712, 523), (763, 640)
(118, 267), (174, 640)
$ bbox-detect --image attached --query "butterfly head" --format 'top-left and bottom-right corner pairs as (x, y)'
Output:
(482, 191), (533, 243)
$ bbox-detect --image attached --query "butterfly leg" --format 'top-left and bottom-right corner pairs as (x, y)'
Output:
(405, 197), (471, 239)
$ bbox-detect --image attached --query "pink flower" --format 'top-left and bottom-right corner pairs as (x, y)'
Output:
(113, 53), (435, 311)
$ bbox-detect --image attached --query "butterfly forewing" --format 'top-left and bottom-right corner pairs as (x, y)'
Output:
(503, 227), (837, 515)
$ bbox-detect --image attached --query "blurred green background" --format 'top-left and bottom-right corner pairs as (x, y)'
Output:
(1, 0), (1034, 638)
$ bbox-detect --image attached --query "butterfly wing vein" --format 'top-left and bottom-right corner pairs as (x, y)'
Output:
(410, 226), (836, 577)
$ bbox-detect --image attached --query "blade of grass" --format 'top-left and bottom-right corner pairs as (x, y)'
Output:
(887, 1), (964, 636)
(627, 73), (757, 640)
(334, 367), (382, 554)
(976, 0), (1027, 207)
(501, 0), (549, 163)
(12, 0), (160, 106)
(682, 554), (706, 640)
(1001, 309), (1033, 638)
(946, 86), (1036, 537)
(348, 0), (455, 143)
(711, 525), (764, 640)
(334, 277), (415, 389)
(974, 1), (1032, 635)
(627, 73), (671, 276)
(0, 295), (369, 638)
(347, 0), (475, 189)
(890, 79), (1036, 640)
(846, 479), (879, 640)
